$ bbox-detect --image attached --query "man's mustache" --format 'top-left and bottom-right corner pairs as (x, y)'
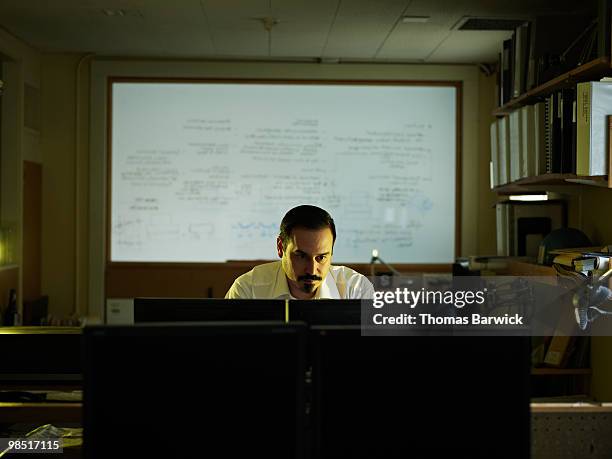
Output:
(298, 274), (322, 282)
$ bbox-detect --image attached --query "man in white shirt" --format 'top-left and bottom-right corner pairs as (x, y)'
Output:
(225, 205), (374, 299)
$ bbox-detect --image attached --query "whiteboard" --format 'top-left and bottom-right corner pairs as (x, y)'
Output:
(110, 81), (458, 263)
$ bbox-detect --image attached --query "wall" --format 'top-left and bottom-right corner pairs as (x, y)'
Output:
(40, 54), (91, 319)
(0, 27), (41, 314)
(87, 59), (483, 320)
(477, 71), (498, 255)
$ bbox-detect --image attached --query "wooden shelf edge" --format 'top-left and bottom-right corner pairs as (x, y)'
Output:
(493, 174), (609, 193)
(531, 403), (612, 413)
(493, 56), (612, 115)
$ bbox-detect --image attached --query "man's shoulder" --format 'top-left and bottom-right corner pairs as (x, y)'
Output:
(251, 260), (282, 274)
(235, 261), (280, 279)
(226, 261), (281, 299)
(329, 264), (367, 281)
(328, 264), (374, 299)
(235, 261), (282, 285)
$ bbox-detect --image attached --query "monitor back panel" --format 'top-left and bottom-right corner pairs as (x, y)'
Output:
(133, 298), (286, 322)
(0, 328), (82, 386)
(289, 300), (363, 325)
(83, 323), (306, 458)
(309, 327), (530, 459)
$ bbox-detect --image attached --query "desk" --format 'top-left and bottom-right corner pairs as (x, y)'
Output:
(531, 402), (612, 459)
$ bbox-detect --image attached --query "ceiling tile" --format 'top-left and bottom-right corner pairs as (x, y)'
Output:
(427, 30), (513, 63)
(322, 0), (407, 59)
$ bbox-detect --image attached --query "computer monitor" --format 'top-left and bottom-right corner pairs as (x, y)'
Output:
(288, 300), (364, 325)
(83, 322), (307, 458)
(0, 327), (82, 386)
(309, 326), (530, 459)
(133, 298), (286, 323)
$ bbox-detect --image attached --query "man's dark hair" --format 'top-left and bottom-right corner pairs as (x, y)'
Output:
(279, 205), (336, 246)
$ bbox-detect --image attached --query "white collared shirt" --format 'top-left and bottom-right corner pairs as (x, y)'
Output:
(225, 261), (374, 299)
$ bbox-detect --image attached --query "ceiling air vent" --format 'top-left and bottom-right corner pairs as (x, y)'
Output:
(453, 17), (527, 31)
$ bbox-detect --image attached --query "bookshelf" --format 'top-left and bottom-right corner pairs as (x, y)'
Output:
(493, 56), (612, 116)
(490, 15), (612, 401)
(491, 56), (612, 191)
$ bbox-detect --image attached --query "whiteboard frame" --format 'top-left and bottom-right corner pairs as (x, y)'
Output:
(106, 77), (462, 267)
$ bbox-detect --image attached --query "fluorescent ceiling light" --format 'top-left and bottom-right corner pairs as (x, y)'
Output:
(508, 194), (548, 202)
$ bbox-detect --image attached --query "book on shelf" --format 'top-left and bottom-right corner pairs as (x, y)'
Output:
(501, 38), (513, 105)
(576, 81), (612, 176)
(490, 121), (499, 188)
(544, 95), (554, 173)
(568, 336), (591, 369)
(550, 247), (610, 274)
(543, 335), (575, 367)
(525, 19), (537, 91)
(533, 102), (547, 175)
(559, 88), (577, 174)
(498, 14), (598, 104)
(497, 116), (511, 185)
(512, 22), (530, 98)
(493, 89), (582, 185)
(496, 203), (510, 256)
(551, 93), (563, 173)
(520, 105), (536, 178)
(508, 110), (523, 182)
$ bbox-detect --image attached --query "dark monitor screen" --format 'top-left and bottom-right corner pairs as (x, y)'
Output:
(0, 327), (82, 386)
(83, 322), (307, 459)
(309, 327), (530, 459)
(133, 298), (286, 323)
(289, 300), (364, 325)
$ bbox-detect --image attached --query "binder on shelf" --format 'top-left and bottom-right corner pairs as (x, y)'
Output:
(551, 92), (563, 173)
(576, 81), (612, 176)
(521, 105), (536, 178)
(498, 117), (511, 185)
(501, 39), (513, 105)
(544, 95), (554, 173)
(509, 110), (523, 182)
(560, 88), (577, 174)
(512, 22), (530, 98)
(534, 102), (547, 175)
(568, 336), (590, 369)
(490, 121), (500, 188)
(496, 203), (510, 256)
(525, 20), (536, 91)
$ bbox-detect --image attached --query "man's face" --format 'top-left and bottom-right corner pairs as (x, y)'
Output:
(277, 226), (334, 299)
